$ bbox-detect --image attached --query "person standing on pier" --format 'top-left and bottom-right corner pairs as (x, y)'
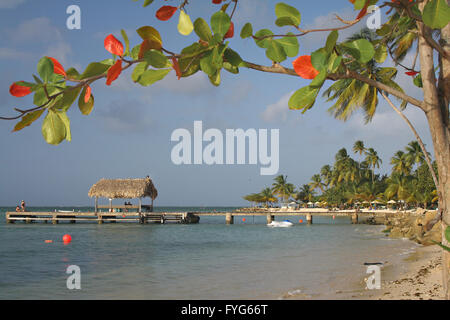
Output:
(20, 200), (26, 212)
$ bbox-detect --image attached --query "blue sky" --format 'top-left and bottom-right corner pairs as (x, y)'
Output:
(0, 0), (432, 207)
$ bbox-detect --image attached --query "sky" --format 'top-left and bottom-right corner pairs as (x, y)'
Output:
(0, 0), (433, 207)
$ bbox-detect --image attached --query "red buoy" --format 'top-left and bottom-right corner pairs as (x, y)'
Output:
(63, 234), (72, 244)
(299, 219), (303, 224)
(242, 218), (246, 222)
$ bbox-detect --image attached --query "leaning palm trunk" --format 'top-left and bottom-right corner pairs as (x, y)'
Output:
(417, 1), (450, 299)
(381, 92), (438, 189)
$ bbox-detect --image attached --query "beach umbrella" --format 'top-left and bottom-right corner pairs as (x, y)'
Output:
(387, 200), (396, 204)
(362, 201), (370, 204)
(307, 202), (314, 205)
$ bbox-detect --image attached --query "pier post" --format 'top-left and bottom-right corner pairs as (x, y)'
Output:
(306, 214), (313, 224)
(351, 213), (358, 224)
(98, 215), (103, 224)
(226, 213), (234, 225)
(6, 214), (13, 224)
(266, 214), (275, 224)
(52, 215), (58, 225)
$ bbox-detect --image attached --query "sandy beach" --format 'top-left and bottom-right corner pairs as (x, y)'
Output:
(369, 245), (444, 300)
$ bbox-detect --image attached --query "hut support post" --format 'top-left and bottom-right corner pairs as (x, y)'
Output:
(266, 214), (274, 224)
(109, 199), (112, 213)
(226, 212), (234, 225)
(351, 213), (358, 224)
(95, 197), (98, 214)
(306, 214), (313, 225)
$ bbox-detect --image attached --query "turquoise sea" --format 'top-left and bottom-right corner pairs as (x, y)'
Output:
(0, 206), (419, 299)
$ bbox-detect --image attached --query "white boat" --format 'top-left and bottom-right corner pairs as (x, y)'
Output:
(267, 220), (294, 228)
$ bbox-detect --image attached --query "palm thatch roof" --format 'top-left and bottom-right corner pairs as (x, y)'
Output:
(88, 177), (158, 200)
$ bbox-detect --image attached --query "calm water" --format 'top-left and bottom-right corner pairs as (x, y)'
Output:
(0, 207), (419, 299)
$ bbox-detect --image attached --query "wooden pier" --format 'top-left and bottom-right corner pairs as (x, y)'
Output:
(5, 211), (200, 224)
(4, 210), (394, 225)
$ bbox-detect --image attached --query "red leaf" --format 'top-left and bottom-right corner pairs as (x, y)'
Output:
(212, 0), (223, 4)
(405, 71), (419, 76)
(47, 57), (66, 77)
(138, 40), (151, 59)
(292, 55), (320, 80)
(224, 21), (234, 39)
(9, 82), (32, 97)
(84, 85), (92, 103)
(156, 6), (178, 21)
(171, 57), (182, 80)
(356, 0), (369, 20)
(106, 60), (123, 86)
(104, 34), (124, 56)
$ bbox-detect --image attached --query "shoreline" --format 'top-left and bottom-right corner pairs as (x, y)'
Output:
(369, 244), (444, 300)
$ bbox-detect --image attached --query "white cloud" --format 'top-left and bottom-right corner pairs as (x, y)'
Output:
(2, 17), (73, 65)
(0, 47), (31, 60)
(261, 91), (293, 123)
(0, 0), (26, 9)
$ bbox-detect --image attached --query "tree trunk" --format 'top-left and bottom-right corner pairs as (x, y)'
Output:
(418, 1), (450, 299)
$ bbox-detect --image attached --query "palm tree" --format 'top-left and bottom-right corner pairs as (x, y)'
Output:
(405, 141), (426, 168)
(259, 188), (278, 208)
(353, 140), (366, 158)
(385, 174), (412, 204)
(323, 29), (405, 123)
(296, 184), (315, 203)
(320, 165), (333, 189)
(309, 174), (325, 193)
(272, 175), (295, 204)
(365, 148), (382, 183)
(390, 150), (412, 176)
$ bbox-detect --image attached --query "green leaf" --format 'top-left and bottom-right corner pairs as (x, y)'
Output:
(80, 62), (111, 80)
(240, 23), (253, 39)
(224, 48), (243, 67)
(194, 18), (213, 42)
(209, 70), (221, 87)
(178, 10), (194, 36)
(311, 48), (328, 71)
(327, 53), (342, 73)
(223, 62), (239, 74)
(266, 40), (287, 62)
(446, 226), (450, 243)
(325, 30), (338, 54)
(143, 49), (169, 68)
(288, 86), (320, 111)
(57, 111), (72, 142)
(121, 29), (130, 56)
(343, 39), (375, 63)
(276, 34), (299, 57)
(132, 62), (149, 82)
(254, 29), (274, 48)
(275, 16), (299, 27)
(78, 87), (94, 115)
(142, 0), (153, 7)
(41, 110), (68, 145)
(66, 68), (80, 80)
(422, 0), (450, 29)
(58, 86), (81, 111)
(310, 69), (327, 88)
(275, 2), (301, 27)
(37, 57), (54, 83)
(13, 109), (45, 132)
(374, 44), (387, 63)
(137, 69), (171, 86)
(178, 43), (203, 78)
(200, 47), (221, 76)
(210, 11), (231, 38)
(413, 74), (423, 88)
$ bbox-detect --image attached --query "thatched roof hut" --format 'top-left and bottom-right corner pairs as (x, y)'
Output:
(88, 177), (158, 200)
